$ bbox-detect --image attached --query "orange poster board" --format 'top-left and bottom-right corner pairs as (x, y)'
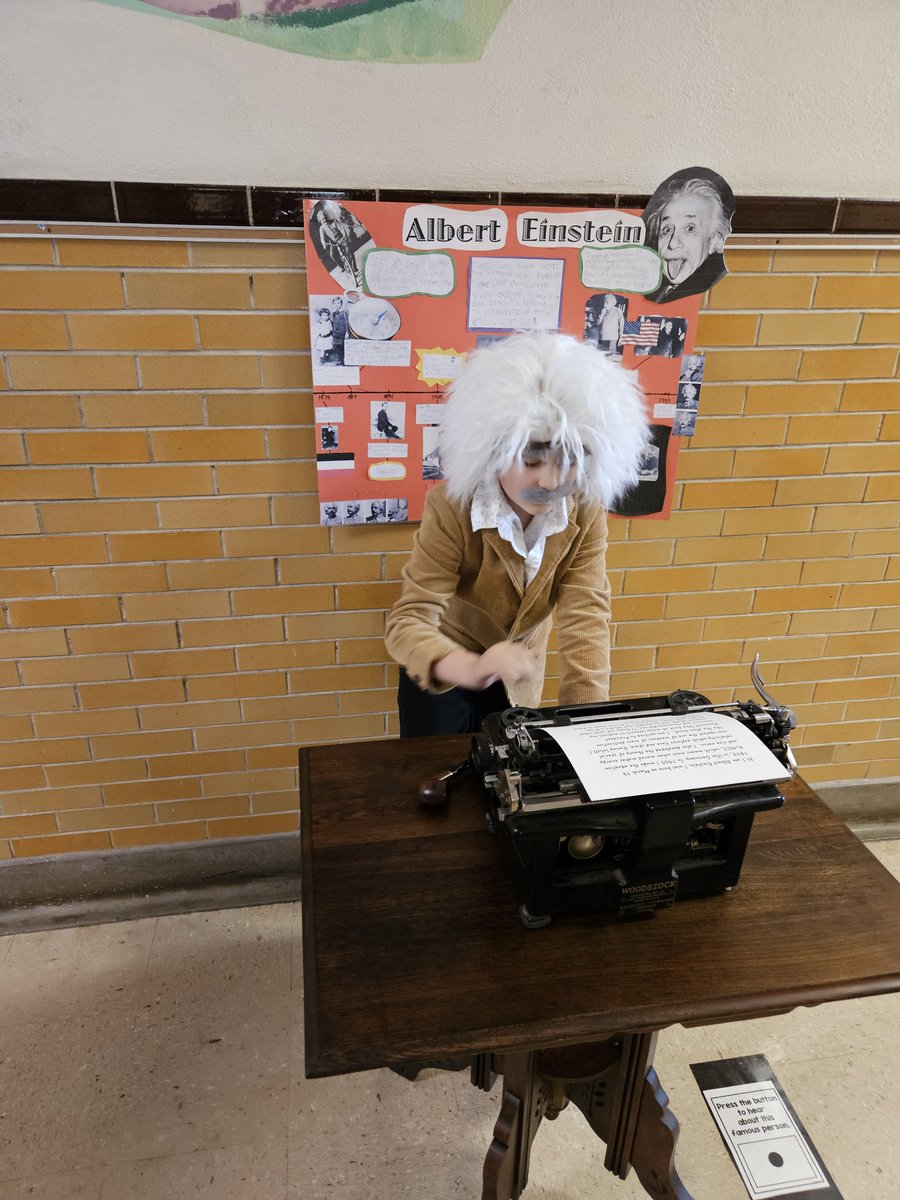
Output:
(304, 197), (709, 526)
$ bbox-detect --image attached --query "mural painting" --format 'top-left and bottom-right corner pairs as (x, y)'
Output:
(88, 0), (513, 63)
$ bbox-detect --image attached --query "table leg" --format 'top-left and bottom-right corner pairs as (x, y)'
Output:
(481, 1035), (693, 1200)
(482, 1052), (545, 1200)
(629, 1066), (693, 1200)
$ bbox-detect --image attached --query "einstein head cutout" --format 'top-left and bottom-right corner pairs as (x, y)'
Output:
(642, 167), (735, 305)
(438, 331), (649, 518)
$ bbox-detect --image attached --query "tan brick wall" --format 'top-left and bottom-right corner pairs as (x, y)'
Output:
(1, 231), (898, 858)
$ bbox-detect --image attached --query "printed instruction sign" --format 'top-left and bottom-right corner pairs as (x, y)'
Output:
(704, 1082), (828, 1197)
(692, 1056), (843, 1200)
(304, 168), (734, 524)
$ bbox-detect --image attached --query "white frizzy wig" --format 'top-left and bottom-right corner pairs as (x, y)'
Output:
(438, 331), (650, 508)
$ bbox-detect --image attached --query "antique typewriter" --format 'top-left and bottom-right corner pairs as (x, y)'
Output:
(423, 659), (796, 928)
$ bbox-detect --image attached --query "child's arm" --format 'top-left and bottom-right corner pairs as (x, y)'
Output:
(385, 492), (539, 694)
(554, 505), (612, 705)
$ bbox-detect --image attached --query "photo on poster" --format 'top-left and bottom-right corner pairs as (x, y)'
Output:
(311, 301), (335, 367)
(364, 499), (388, 524)
(320, 424), (339, 451)
(637, 442), (660, 482)
(371, 399), (406, 441)
(310, 294), (354, 369)
(680, 353), (705, 383)
(674, 409), (697, 436)
(348, 297), (402, 341)
(307, 200), (375, 291)
(623, 315), (663, 356)
(642, 167), (735, 304)
(651, 317), (687, 358)
(677, 381), (701, 411)
(342, 501), (364, 525)
(320, 501), (342, 526)
(387, 498), (409, 523)
(422, 426), (443, 480)
(611, 424), (671, 518)
(584, 292), (629, 359)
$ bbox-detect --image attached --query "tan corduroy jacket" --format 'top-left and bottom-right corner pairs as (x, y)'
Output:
(384, 486), (611, 709)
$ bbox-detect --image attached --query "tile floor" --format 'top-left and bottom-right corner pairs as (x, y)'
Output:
(1, 840), (898, 1200)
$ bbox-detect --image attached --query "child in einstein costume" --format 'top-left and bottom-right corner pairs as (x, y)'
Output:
(385, 331), (649, 737)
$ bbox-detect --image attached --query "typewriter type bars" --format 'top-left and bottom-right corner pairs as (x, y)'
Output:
(470, 657), (797, 927)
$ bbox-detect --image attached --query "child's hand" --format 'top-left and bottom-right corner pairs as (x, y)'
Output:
(432, 643), (538, 692)
(476, 642), (539, 690)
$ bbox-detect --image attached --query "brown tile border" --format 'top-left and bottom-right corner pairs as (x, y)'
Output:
(836, 199), (900, 233)
(250, 186), (376, 226)
(0, 179), (117, 223)
(0, 179), (897, 233)
(115, 181), (249, 226)
(379, 188), (500, 205)
(731, 196), (840, 234)
(614, 193), (651, 210)
(501, 192), (618, 209)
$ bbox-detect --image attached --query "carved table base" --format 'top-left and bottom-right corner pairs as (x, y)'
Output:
(477, 1032), (692, 1200)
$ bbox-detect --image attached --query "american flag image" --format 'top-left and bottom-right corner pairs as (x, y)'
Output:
(621, 317), (662, 347)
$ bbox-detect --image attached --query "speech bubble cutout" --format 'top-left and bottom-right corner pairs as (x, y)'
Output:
(580, 245), (663, 295)
(362, 249), (455, 298)
(368, 461), (407, 481)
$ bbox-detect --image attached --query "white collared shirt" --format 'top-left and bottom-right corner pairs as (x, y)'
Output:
(471, 476), (568, 586)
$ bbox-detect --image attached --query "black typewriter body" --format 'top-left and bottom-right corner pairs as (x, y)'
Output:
(469, 666), (796, 928)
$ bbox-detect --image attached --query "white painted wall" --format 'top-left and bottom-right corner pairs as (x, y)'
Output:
(2, 0), (898, 197)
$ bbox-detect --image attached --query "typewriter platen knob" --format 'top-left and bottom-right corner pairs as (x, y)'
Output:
(470, 732), (498, 772)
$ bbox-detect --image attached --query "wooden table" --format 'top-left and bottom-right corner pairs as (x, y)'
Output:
(300, 735), (900, 1199)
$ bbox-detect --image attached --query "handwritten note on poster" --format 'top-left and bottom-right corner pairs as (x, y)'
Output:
(315, 406), (344, 423)
(544, 713), (790, 804)
(580, 245), (663, 294)
(312, 364), (360, 387)
(416, 404), (445, 424)
(364, 248), (455, 298)
(344, 340), (412, 367)
(467, 257), (565, 331)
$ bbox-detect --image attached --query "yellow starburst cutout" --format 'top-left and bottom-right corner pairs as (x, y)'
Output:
(415, 347), (466, 387)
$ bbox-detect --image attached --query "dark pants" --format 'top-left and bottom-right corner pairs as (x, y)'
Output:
(393, 665), (508, 1081)
(397, 667), (510, 737)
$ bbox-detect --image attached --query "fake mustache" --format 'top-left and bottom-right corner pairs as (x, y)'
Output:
(519, 481), (577, 503)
